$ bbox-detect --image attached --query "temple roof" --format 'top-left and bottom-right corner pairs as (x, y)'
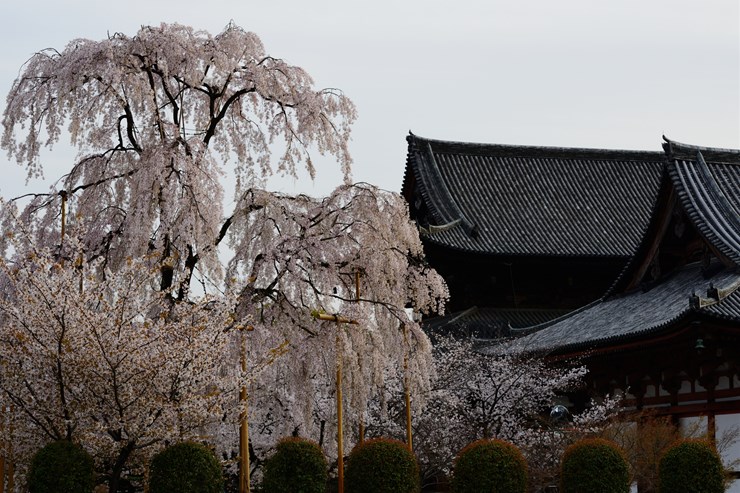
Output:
(404, 133), (665, 257)
(481, 262), (740, 356)
(424, 307), (571, 339)
(665, 139), (740, 265)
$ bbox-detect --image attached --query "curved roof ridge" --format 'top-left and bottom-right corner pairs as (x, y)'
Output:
(420, 141), (476, 231)
(663, 135), (740, 155)
(669, 152), (740, 264)
(663, 136), (740, 164)
(405, 135), (474, 234)
(409, 132), (664, 162)
(507, 297), (606, 336)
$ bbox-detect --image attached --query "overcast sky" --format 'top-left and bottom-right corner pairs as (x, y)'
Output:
(1, 0), (738, 200)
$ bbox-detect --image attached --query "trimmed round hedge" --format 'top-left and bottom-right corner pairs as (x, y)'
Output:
(261, 437), (328, 493)
(658, 439), (724, 493)
(560, 438), (629, 493)
(28, 440), (95, 493)
(452, 438), (528, 493)
(345, 438), (420, 493)
(149, 441), (224, 493)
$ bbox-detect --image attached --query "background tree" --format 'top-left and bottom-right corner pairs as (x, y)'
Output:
(365, 335), (616, 491)
(602, 411), (740, 493)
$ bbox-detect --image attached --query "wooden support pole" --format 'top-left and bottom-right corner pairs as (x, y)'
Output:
(404, 386), (412, 451)
(403, 324), (413, 451)
(239, 337), (251, 493)
(5, 408), (11, 493)
(60, 190), (67, 246)
(0, 407), (5, 493)
(355, 271), (365, 445)
(336, 322), (345, 493)
(354, 271), (361, 302)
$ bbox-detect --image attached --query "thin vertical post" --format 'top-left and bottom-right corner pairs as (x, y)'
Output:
(60, 190), (67, 245)
(403, 324), (413, 451)
(355, 271), (365, 445)
(5, 408), (12, 493)
(59, 190), (68, 270)
(239, 335), (250, 493)
(336, 322), (344, 493)
(0, 406), (5, 493)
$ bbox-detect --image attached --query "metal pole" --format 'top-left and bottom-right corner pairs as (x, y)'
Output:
(239, 336), (250, 493)
(336, 322), (344, 493)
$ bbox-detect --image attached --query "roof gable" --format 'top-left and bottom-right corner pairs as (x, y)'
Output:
(609, 138), (740, 294)
(666, 141), (740, 265)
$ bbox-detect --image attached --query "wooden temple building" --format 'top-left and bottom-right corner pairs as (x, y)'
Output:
(402, 133), (740, 466)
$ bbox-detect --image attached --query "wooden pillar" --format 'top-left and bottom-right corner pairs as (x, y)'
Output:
(704, 378), (717, 444)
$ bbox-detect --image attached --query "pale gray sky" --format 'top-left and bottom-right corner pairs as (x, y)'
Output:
(1, 0), (738, 199)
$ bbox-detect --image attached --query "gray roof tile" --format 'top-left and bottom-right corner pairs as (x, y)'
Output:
(405, 134), (665, 257)
(487, 263), (740, 355)
(665, 141), (740, 265)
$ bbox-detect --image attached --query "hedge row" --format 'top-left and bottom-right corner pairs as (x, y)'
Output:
(26, 434), (727, 492)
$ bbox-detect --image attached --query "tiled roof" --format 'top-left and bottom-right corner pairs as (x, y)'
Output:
(665, 139), (740, 265)
(424, 307), (571, 339)
(404, 133), (665, 257)
(703, 288), (740, 320)
(482, 262), (740, 355)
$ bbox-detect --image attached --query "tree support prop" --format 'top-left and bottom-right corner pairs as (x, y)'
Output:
(336, 325), (345, 493)
(239, 346), (250, 493)
(403, 325), (413, 452)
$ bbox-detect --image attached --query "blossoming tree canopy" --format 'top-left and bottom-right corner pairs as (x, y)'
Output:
(228, 183), (448, 438)
(0, 246), (246, 491)
(0, 22), (450, 482)
(0, 22), (357, 298)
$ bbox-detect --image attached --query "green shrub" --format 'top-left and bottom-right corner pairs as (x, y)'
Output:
(658, 439), (724, 493)
(149, 441), (223, 493)
(452, 438), (528, 493)
(345, 438), (420, 493)
(560, 438), (629, 493)
(261, 437), (328, 493)
(28, 440), (95, 493)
